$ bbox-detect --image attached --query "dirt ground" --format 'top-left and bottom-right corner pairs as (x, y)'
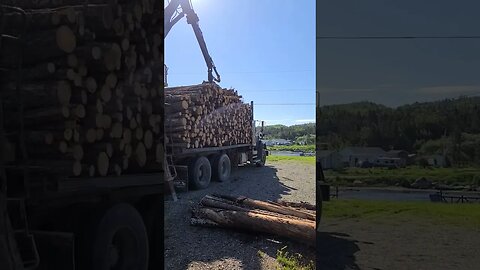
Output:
(318, 217), (480, 270)
(164, 161), (316, 269)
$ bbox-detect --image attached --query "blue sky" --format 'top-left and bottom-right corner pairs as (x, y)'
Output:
(165, 0), (316, 126)
(317, 0), (480, 107)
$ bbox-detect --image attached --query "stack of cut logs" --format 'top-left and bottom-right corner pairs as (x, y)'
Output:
(0, 0), (164, 177)
(165, 83), (252, 150)
(191, 194), (316, 246)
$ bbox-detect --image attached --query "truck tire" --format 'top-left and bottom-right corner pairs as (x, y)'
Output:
(88, 203), (149, 270)
(256, 147), (266, 167)
(212, 154), (231, 182)
(189, 156), (212, 189)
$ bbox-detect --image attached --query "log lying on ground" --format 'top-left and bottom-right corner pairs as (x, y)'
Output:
(213, 194), (316, 221)
(191, 194), (316, 246)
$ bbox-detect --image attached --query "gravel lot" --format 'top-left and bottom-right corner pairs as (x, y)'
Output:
(164, 161), (316, 269)
(318, 217), (480, 270)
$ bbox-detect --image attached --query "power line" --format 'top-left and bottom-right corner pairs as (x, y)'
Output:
(317, 35), (480, 40)
(240, 89), (315, 93)
(254, 103), (315, 106)
(169, 70), (314, 75)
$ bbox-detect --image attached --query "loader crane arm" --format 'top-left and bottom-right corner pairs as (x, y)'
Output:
(164, 0), (221, 84)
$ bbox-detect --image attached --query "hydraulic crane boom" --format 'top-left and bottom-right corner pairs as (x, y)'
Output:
(164, 0), (221, 85)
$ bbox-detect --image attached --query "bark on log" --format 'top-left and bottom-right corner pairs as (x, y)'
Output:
(192, 207), (315, 246)
(214, 194), (316, 221)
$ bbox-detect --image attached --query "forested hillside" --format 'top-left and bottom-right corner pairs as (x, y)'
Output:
(317, 97), (480, 165)
(263, 123), (315, 141)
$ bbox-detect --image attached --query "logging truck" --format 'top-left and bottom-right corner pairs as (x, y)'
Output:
(164, 84), (268, 192)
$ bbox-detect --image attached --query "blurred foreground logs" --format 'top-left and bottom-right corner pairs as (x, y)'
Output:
(0, 0), (164, 177)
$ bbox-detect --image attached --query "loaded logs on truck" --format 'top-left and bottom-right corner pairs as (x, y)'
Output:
(191, 194), (316, 246)
(0, 0), (165, 177)
(165, 83), (253, 150)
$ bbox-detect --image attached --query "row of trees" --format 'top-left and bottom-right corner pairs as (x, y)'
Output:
(263, 123), (315, 142)
(317, 97), (480, 165)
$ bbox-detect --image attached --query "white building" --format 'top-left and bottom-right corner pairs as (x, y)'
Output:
(339, 147), (387, 167)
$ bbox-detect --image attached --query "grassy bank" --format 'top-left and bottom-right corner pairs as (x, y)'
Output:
(323, 199), (480, 228)
(324, 166), (480, 187)
(267, 155), (315, 164)
(267, 144), (315, 153)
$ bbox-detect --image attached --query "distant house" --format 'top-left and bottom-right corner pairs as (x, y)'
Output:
(426, 154), (446, 167)
(264, 139), (292, 146)
(339, 147), (387, 167)
(317, 150), (343, 170)
(268, 139), (292, 146)
(264, 140), (275, 146)
(384, 150), (409, 167)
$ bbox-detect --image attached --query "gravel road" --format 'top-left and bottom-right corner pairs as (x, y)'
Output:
(318, 217), (480, 270)
(164, 161), (316, 269)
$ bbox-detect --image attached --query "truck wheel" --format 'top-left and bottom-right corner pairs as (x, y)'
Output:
(256, 147), (266, 167)
(89, 203), (149, 270)
(212, 154), (231, 182)
(189, 156), (212, 189)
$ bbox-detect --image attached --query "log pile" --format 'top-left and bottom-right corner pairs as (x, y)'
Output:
(165, 83), (252, 150)
(0, 0), (164, 177)
(191, 194), (316, 246)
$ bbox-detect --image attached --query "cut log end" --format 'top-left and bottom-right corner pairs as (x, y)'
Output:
(56, 25), (76, 53)
(144, 130), (153, 149)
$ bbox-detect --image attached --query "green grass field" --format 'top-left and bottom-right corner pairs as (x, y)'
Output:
(324, 166), (480, 187)
(267, 144), (315, 153)
(323, 199), (480, 228)
(267, 155), (316, 164)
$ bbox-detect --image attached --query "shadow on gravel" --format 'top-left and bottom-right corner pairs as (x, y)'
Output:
(229, 165), (293, 202)
(317, 232), (361, 270)
(165, 164), (313, 269)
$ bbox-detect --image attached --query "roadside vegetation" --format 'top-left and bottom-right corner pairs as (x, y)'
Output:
(268, 144), (315, 153)
(323, 199), (480, 228)
(274, 247), (314, 270)
(267, 155), (315, 164)
(324, 166), (480, 187)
